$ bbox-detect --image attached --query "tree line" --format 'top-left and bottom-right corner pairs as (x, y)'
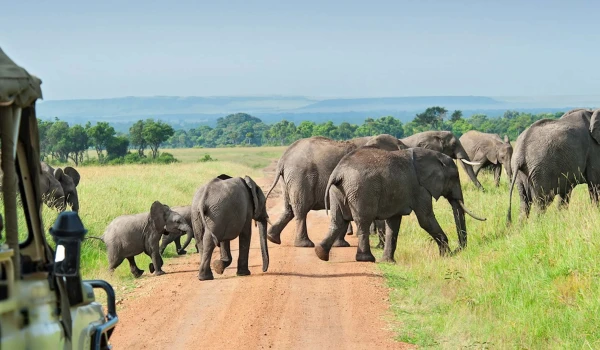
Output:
(38, 107), (565, 164)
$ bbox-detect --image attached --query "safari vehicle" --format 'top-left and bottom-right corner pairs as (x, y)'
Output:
(0, 48), (118, 349)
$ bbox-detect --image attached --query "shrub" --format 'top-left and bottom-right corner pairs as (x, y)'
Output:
(199, 154), (217, 162)
(156, 152), (178, 164)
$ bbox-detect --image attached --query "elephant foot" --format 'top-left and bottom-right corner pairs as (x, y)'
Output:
(332, 239), (350, 248)
(149, 263), (155, 274)
(154, 270), (165, 276)
(315, 244), (329, 261)
(379, 256), (396, 264)
(236, 269), (251, 276)
(177, 249), (187, 255)
(198, 272), (214, 281)
(267, 233), (281, 245)
(132, 269), (144, 278)
(356, 252), (376, 262)
(294, 238), (315, 248)
(212, 260), (227, 275)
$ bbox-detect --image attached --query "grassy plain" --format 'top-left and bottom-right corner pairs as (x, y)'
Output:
(4, 145), (599, 348)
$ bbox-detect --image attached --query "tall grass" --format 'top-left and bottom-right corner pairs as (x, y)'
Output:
(376, 169), (600, 349)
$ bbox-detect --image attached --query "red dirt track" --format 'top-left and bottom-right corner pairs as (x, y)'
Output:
(109, 163), (412, 349)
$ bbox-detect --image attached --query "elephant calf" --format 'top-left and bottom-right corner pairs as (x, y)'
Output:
(159, 205), (197, 256)
(95, 201), (192, 277)
(190, 174), (270, 281)
(459, 131), (513, 187)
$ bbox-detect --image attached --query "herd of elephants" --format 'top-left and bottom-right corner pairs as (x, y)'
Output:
(36, 108), (600, 280)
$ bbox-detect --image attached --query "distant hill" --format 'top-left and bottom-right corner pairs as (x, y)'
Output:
(36, 94), (600, 130)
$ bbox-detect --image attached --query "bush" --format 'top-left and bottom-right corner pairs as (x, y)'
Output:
(123, 153), (142, 164)
(199, 154), (217, 162)
(156, 152), (178, 164)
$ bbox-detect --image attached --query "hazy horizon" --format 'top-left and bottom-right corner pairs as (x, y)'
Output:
(3, 1), (598, 100)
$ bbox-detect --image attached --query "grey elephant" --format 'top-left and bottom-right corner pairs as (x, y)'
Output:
(159, 205), (197, 256)
(40, 161), (81, 212)
(507, 108), (600, 222)
(92, 201), (192, 277)
(191, 174), (270, 281)
(459, 131), (513, 187)
(401, 131), (484, 191)
(1, 164), (66, 211)
(266, 134), (406, 248)
(315, 146), (486, 263)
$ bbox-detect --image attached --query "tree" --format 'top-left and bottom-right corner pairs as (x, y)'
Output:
(46, 119), (70, 162)
(450, 110), (463, 122)
(106, 136), (130, 159)
(415, 106), (448, 129)
(87, 122), (116, 161)
(142, 119), (175, 158)
(67, 124), (89, 166)
(38, 119), (53, 161)
(129, 120), (147, 157)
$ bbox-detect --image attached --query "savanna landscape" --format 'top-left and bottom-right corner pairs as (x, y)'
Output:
(27, 143), (600, 349)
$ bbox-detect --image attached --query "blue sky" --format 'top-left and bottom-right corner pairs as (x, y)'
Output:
(1, 1), (597, 100)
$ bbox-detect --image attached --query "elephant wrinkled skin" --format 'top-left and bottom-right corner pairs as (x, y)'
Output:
(265, 135), (406, 248)
(459, 130), (513, 187)
(507, 108), (600, 222)
(191, 174), (270, 281)
(316, 147), (485, 263)
(40, 161), (81, 212)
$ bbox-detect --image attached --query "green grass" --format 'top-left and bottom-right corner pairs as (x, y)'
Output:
(374, 169), (600, 349)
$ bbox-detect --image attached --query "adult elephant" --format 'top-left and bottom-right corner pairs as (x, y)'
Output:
(266, 134), (407, 248)
(459, 131), (513, 187)
(316, 146), (486, 263)
(401, 131), (484, 191)
(191, 174), (269, 281)
(507, 108), (600, 222)
(40, 161), (80, 212)
(1, 163), (66, 211)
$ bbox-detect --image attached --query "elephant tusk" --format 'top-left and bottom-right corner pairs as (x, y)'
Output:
(460, 158), (481, 166)
(458, 200), (486, 221)
(266, 217), (273, 226)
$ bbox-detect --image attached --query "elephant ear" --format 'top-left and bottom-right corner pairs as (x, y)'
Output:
(590, 110), (600, 145)
(149, 201), (168, 233)
(411, 148), (448, 200)
(54, 167), (64, 181)
(243, 176), (261, 219)
(217, 174), (232, 180)
(64, 166), (80, 187)
(487, 147), (499, 165)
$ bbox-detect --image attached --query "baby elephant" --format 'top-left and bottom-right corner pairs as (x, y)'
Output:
(97, 201), (192, 277)
(190, 174), (270, 281)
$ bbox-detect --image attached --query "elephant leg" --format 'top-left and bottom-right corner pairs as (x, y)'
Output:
(148, 249), (165, 276)
(174, 236), (187, 255)
(355, 221), (376, 262)
(315, 205), (349, 261)
(159, 234), (174, 256)
(126, 256), (144, 278)
(346, 222), (354, 235)
(237, 226), (252, 276)
(381, 217), (401, 263)
(107, 254), (124, 275)
(517, 180), (532, 219)
(414, 205), (450, 256)
(212, 241), (232, 275)
(198, 230), (216, 280)
(333, 221), (351, 247)
(493, 165), (502, 187)
(267, 202), (294, 244)
(293, 210), (314, 247)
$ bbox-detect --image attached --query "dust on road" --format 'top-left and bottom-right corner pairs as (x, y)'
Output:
(109, 163), (412, 349)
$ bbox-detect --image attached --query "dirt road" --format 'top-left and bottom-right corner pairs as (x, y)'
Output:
(109, 164), (411, 349)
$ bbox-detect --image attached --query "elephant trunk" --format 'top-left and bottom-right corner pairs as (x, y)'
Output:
(449, 199), (467, 251)
(178, 225), (194, 253)
(258, 220), (269, 272)
(68, 192), (79, 212)
(504, 159), (513, 182)
(455, 146), (485, 191)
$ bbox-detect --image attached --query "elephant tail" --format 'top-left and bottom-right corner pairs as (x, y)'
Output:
(506, 165), (519, 224)
(265, 164), (283, 201)
(85, 236), (105, 244)
(324, 171), (342, 216)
